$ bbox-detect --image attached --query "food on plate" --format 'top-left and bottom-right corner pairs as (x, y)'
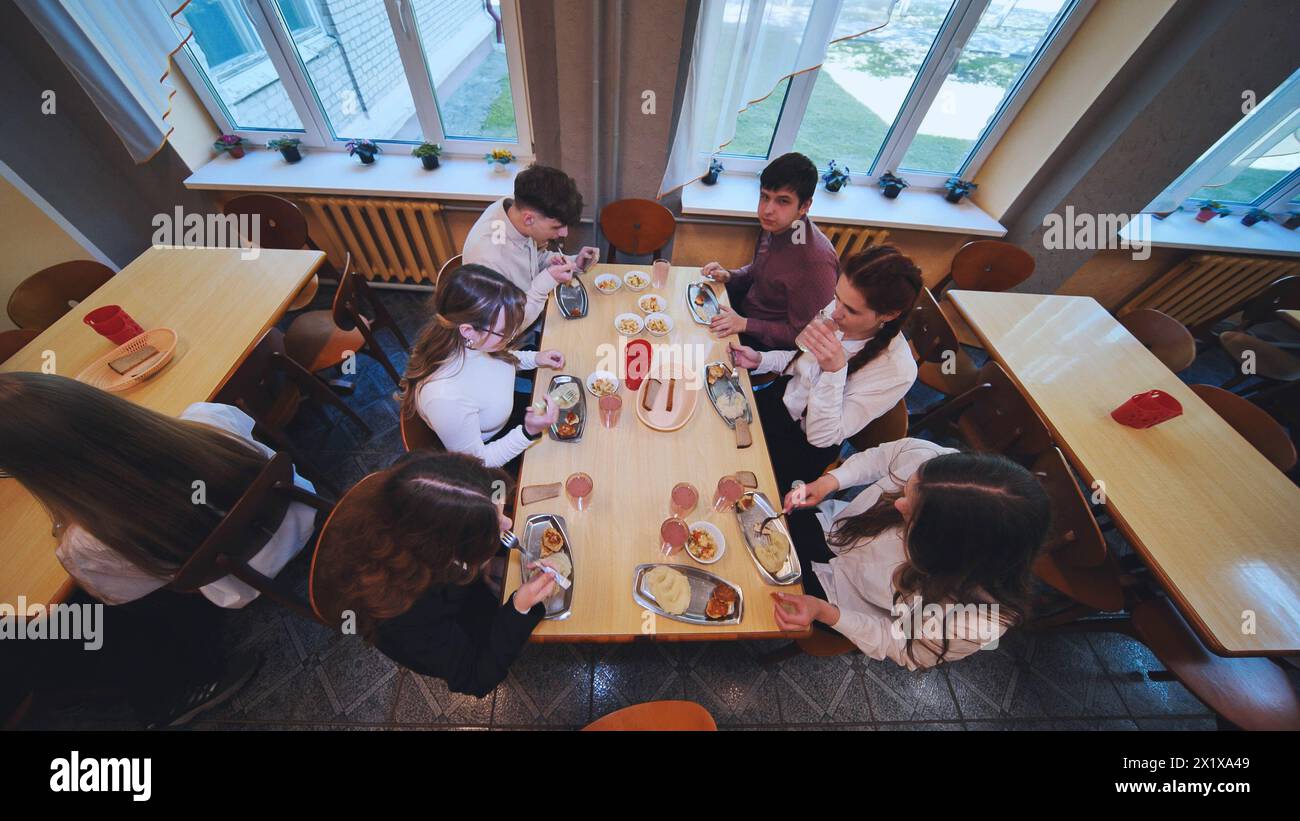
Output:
(556, 421), (578, 438)
(687, 528), (718, 561)
(714, 391), (745, 420)
(538, 552), (572, 600)
(754, 528), (790, 576)
(694, 290), (708, 306)
(540, 526), (565, 556)
(706, 364), (727, 385)
(589, 376), (617, 396)
(638, 295), (663, 313)
(567, 306), (583, 317)
(705, 583), (736, 620)
(624, 272), (648, 289)
(644, 566), (691, 615)
(646, 316), (670, 335)
(564, 411), (580, 425)
(710, 583), (737, 604)
(736, 494), (755, 512)
(596, 277), (620, 292)
(617, 318), (641, 334)
(641, 379), (662, 411)
(551, 383), (581, 410)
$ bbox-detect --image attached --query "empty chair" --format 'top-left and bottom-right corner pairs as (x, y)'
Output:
(583, 701), (717, 731)
(1195, 274), (1300, 340)
(1189, 384), (1297, 472)
(906, 287), (980, 400)
(284, 254), (410, 388)
(223, 194), (327, 311)
(913, 360), (1054, 467)
(598, 198), (676, 262)
(1218, 331), (1300, 396)
(0, 328), (40, 364)
(7, 260), (115, 330)
(1119, 308), (1196, 372)
(933, 240), (1035, 296)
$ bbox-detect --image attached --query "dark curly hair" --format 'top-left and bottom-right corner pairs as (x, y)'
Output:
(513, 163), (584, 225)
(760, 152), (818, 204)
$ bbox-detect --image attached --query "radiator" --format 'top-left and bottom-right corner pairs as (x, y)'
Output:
(299, 196), (456, 284)
(821, 224), (890, 264)
(1118, 253), (1300, 333)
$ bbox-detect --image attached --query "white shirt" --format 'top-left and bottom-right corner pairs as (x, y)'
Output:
(809, 438), (1007, 670)
(55, 403), (319, 609)
(462, 197), (575, 328)
(415, 347), (539, 468)
(754, 325), (917, 448)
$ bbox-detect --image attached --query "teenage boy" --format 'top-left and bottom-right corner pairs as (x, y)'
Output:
(701, 152), (839, 351)
(463, 163), (600, 329)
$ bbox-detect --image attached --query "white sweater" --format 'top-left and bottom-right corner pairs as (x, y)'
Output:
(755, 329), (916, 448)
(415, 347), (538, 468)
(462, 197), (575, 328)
(811, 438), (1007, 670)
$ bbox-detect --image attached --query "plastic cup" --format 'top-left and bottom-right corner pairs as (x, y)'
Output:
(599, 394), (622, 428)
(795, 306), (838, 354)
(670, 482), (699, 517)
(1110, 390), (1183, 429)
(565, 472), (594, 511)
(84, 305), (144, 345)
(660, 516), (689, 555)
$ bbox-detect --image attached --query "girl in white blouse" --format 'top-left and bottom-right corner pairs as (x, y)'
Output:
(729, 245), (921, 494)
(399, 263), (563, 469)
(772, 439), (1050, 670)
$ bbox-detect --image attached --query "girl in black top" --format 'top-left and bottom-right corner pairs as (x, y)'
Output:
(312, 452), (555, 697)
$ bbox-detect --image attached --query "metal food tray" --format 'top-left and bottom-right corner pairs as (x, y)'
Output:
(703, 360), (752, 429)
(733, 491), (802, 586)
(632, 563), (743, 626)
(686, 281), (721, 325)
(555, 275), (588, 319)
(521, 513), (574, 620)
(546, 374), (586, 442)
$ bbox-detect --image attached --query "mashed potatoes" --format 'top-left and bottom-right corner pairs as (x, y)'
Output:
(755, 529), (789, 576)
(539, 552), (572, 601)
(645, 566), (692, 615)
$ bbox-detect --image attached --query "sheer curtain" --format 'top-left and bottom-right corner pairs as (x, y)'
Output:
(659, 0), (898, 198)
(15, 0), (192, 165)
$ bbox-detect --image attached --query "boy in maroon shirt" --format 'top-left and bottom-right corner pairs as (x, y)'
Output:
(702, 153), (840, 351)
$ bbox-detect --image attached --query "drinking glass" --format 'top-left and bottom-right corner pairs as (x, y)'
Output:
(598, 394), (622, 428)
(670, 482), (699, 517)
(712, 475), (744, 512)
(652, 258), (670, 289)
(660, 516), (689, 555)
(565, 472), (594, 511)
(795, 304), (839, 354)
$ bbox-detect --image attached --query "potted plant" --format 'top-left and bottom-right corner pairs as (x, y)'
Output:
(821, 161), (851, 193)
(412, 142), (442, 170)
(943, 177), (977, 204)
(1240, 208), (1271, 227)
(1150, 206), (1181, 221)
(877, 171), (908, 199)
(1282, 212), (1300, 230)
(346, 139), (381, 165)
(701, 157), (724, 185)
(213, 134), (249, 159)
(1194, 201), (1230, 222)
(485, 148), (515, 174)
(267, 137), (303, 164)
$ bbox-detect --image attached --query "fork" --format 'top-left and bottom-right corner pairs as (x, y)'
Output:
(499, 532), (571, 589)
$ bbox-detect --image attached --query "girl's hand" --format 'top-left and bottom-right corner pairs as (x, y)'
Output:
(535, 349), (565, 369)
(701, 261), (730, 283)
(514, 563), (557, 613)
(524, 395), (558, 436)
(728, 341), (762, 370)
(772, 592), (819, 631)
(801, 319), (845, 372)
(782, 474), (839, 513)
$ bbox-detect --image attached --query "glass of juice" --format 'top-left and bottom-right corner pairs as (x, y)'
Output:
(565, 472), (594, 511)
(712, 474), (744, 512)
(795, 304), (839, 354)
(598, 394), (622, 428)
(652, 258), (670, 289)
(660, 516), (689, 555)
(670, 482), (699, 517)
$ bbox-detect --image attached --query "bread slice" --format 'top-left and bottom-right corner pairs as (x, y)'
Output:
(520, 483), (561, 505)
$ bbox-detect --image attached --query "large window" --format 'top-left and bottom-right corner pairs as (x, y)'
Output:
(723, 0), (1090, 188)
(165, 0), (531, 155)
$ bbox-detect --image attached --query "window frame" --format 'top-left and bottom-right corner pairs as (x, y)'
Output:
(716, 0), (1094, 189)
(169, 0), (534, 157)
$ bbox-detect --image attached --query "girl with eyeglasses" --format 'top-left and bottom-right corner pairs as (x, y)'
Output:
(399, 264), (566, 468)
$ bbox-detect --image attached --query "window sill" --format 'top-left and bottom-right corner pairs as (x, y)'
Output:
(1120, 211), (1300, 258)
(183, 150), (519, 203)
(680, 174), (1006, 237)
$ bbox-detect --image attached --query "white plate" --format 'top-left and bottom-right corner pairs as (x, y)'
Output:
(644, 312), (674, 337)
(684, 521), (726, 564)
(623, 270), (650, 291)
(614, 312), (644, 336)
(593, 273), (622, 294)
(585, 370), (620, 397)
(637, 293), (667, 314)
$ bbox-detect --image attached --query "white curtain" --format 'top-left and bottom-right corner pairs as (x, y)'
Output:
(659, 0), (898, 198)
(1147, 68), (1300, 211)
(15, 0), (192, 165)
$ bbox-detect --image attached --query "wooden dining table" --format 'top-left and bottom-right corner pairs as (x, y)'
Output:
(947, 290), (1300, 657)
(0, 245), (325, 608)
(503, 263), (807, 641)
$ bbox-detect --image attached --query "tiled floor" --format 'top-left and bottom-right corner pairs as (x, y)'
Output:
(22, 285), (1297, 731)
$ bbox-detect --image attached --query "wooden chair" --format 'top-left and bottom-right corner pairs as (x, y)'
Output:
(905, 287), (980, 402)
(284, 254), (410, 388)
(7, 260), (115, 330)
(759, 628), (859, 666)
(598, 198), (676, 261)
(912, 360), (1054, 467)
(1218, 331), (1300, 397)
(307, 471), (387, 627)
(400, 409), (445, 452)
(167, 452), (333, 624)
(1118, 308), (1196, 373)
(583, 700), (717, 731)
(223, 194), (327, 311)
(1188, 384), (1296, 472)
(436, 254), (463, 285)
(933, 240), (1035, 297)
(215, 327), (368, 497)
(1224, 275), (1300, 336)
(848, 398), (908, 454)
(0, 328), (40, 364)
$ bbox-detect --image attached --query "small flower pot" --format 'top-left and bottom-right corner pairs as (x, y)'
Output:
(1241, 213), (1263, 227)
(228, 146), (245, 159)
(420, 155), (439, 170)
(1283, 214), (1300, 230)
(701, 171), (719, 186)
(1195, 207), (1217, 223)
(825, 179), (847, 193)
(881, 184), (903, 200)
(492, 162), (511, 175)
(945, 190), (966, 204)
(358, 152), (376, 165)
(279, 146), (302, 164)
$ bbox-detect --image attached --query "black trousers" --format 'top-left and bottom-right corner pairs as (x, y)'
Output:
(756, 377), (842, 498)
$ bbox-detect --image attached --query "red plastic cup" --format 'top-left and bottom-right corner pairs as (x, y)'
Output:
(84, 305), (143, 345)
(1111, 390), (1183, 429)
(624, 338), (653, 391)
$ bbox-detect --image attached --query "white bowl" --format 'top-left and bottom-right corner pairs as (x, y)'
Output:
(593, 273), (622, 294)
(613, 312), (644, 336)
(643, 312), (674, 337)
(637, 293), (667, 314)
(685, 521), (726, 564)
(623, 270), (650, 291)
(585, 370), (620, 398)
